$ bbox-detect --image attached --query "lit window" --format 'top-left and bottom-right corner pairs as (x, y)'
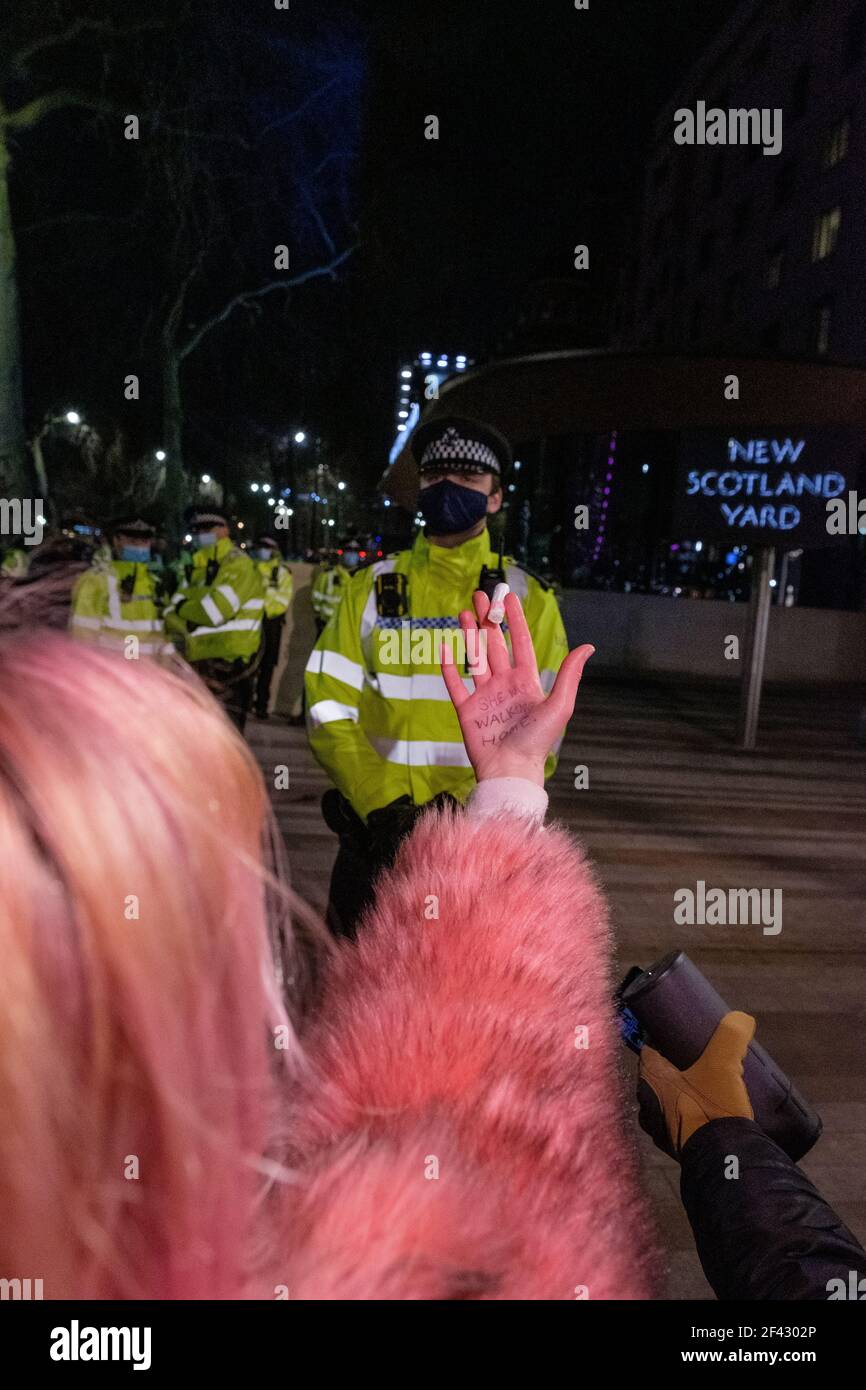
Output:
(814, 300), (832, 355)
(823, 116), (850, 169)
(812, 206), (841, 261)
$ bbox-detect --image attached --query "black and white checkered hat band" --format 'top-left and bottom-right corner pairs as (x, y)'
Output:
(419, 435), (500, 475)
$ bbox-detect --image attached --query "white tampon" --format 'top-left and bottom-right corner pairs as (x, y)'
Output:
(487, 581), (510, 625)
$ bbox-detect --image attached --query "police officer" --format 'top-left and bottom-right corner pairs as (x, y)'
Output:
(252, 534), (294, 719)
(1, 543), (29, 581)
(311, 541), (358, 635)
(164, 508), (264, 732)
(70, 516), (169, 658)
(305, 415), (569, 938)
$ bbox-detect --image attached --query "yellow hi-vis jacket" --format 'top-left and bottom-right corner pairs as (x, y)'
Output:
(70, 559), (169, 657)
(256, 558), (294, 619)
(311, 563), (349, 626)
(305, 527), (569, 820)
(1, 547), (29, 579)
(164, 538), (264, 662)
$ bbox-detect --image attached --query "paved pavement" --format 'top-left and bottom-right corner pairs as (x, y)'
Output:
(248, 674), (866, 1300)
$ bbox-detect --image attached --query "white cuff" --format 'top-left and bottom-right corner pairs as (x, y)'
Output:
(466, 777), (548, 825)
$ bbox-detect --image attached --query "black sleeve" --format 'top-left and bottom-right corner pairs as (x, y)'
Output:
(679, 1117), (866, 1301)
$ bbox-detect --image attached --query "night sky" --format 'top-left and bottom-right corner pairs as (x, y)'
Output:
(8, 0), (742, 491)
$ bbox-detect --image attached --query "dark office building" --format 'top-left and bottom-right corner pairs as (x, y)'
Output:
(612, 0), (866, 364)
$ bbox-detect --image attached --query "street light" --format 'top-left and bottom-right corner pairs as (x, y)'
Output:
(294, 431), (307, 444)
(65, 411), (81, 425)
(338, 481), (346, 491)
(262, 483), (271, 493)
(155, 449), (166, 462)
(201, 473), (211, 484)
(250, 483), (259, 493)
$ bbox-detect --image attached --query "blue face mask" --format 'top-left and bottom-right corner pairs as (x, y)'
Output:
(418, 479), (489, 536)
(120, 545), (151, 563)
(343, 550), (360, 569)
(194, 531), (218, 550)
(257, 548), (274, 562)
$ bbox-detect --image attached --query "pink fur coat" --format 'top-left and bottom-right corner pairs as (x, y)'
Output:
(283, 804), (656, 1300)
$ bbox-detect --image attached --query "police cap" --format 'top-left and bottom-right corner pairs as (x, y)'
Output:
(411, 415), (512, 480)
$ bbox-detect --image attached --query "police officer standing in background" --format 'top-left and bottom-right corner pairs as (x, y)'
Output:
(305, 415), (569, 937)
(70, 516), (169, 658)
(253, 534), (294, 719)
(311, 539), (360, 636)
(164, 508), (264, 732)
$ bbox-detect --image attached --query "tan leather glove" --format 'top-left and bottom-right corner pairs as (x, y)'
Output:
(638, 1011), (756, 1159)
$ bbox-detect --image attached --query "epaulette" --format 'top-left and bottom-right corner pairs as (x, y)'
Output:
(509, 559), (552, 592)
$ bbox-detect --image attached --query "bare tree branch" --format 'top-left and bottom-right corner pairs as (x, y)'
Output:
(254, 76), (341, 145)
(178, 246), (356, 362)
(19, 211), (135, 234)
(148, 118), (251, 150)
(13, 17), (165, 68)
(4, 89), (112, 129)
(301, 184), (337, 257)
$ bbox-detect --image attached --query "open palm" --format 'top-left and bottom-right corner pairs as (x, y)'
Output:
(441, 590), (594, 786)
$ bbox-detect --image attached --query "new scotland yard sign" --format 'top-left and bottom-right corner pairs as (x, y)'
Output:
(673, 427), (865, 547)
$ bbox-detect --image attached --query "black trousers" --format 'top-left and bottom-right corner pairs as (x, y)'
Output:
(325, 836), (393, 940)
(320, 790), (413, 939)
(255, 615), (285, 717)
(322, 790), (458, 939)
(198, 658), (255, 734)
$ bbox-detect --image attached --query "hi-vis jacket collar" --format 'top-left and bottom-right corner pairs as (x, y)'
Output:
(412, 525), (498, 579)
(192, 537), (235, 566)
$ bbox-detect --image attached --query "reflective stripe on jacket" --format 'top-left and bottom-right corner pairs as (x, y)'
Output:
(70, 561), (169, 657)
(311, 564), (348, 624)
(164, 538), (264, 662)
(304, 527), (569, 820)
(256, 559), (294, 619)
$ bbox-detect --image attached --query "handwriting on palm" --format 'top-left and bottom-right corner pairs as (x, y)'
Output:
(441, 590), (594, 780)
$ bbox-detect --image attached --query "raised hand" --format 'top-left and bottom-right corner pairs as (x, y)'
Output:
(441, 589), (594, 786)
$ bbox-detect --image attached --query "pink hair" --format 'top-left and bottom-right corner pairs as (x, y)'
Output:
(0, 634), (316, 1299)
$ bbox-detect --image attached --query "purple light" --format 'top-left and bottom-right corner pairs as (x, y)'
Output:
(604, 487), (610, 495)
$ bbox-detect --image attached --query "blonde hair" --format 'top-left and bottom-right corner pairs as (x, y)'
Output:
(0, 634), (319, 1298)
